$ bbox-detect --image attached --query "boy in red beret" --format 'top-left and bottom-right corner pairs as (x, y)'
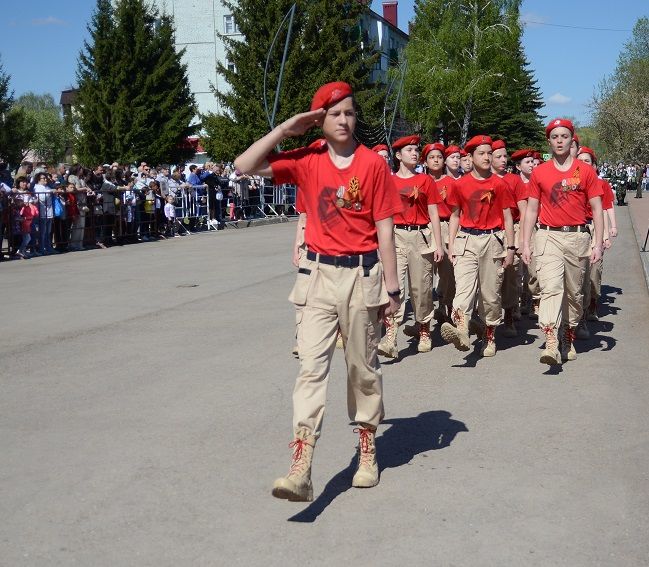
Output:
(521, 119), (604, 365)
(378, 135), (443, 357)
(235, 81), (402, 501)
(491, 139), (529, 337)
(440, 135), (516, 357)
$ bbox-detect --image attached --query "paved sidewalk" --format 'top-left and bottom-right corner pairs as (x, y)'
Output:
(1, 205), (648, 566)
(627, 192), (649, 288)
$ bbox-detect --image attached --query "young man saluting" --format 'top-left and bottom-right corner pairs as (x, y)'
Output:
(521, 119), (604, 365)
(235, 82), (402, 502)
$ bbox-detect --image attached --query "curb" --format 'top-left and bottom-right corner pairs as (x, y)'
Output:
(627, 202), (649, 291)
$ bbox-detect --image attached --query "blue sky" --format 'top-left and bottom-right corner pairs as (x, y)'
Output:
(1, 1), (646, 126)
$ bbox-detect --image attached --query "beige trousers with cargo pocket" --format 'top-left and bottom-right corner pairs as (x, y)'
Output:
(290, 255), (387, 438)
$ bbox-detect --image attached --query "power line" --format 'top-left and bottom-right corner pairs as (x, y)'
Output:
(521, 20), (632, 32)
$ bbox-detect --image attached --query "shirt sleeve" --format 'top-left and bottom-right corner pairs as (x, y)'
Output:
(445, 179), (461, 208)
(584, 167), (604, 200)
(371, 161), (402, 222)
(267, 147), (310, 186)
(513, 177), (527, 202)
(527, 170), (541, 200)
(600, 179), (614, 209)
(423, 176), (441, 205)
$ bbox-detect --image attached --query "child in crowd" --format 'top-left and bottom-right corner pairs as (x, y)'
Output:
(17, 195), (37, 259)
(164, 195), (177, 237)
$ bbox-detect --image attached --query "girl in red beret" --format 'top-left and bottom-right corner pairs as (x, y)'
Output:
(235, 82), (402, 501)
(440, 136), (516, 358)
(377, 136), (443, 358)
(520, 119), (604, 365)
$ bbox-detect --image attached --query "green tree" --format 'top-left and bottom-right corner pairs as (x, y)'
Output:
(14, 92), (67, 164)
(202, 0), (382, 161)
(403, 0), (544, 146)
(592, 17), (649, 162)
(0, 59), (29, 166)
(76, 0), (196, 165)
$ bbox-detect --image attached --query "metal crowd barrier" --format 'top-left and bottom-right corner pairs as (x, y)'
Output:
(1, 181), (300, 257)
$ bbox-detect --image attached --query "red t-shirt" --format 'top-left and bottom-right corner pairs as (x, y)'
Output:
(500, 172), (527, 222)
(392, 173), (441, 225)
(585, 179), (614, 218)
(269, 144), (402, 255)
(432, 175), (454, 219)
(447, 173), (516, 230)
(528, 159), (603, 226)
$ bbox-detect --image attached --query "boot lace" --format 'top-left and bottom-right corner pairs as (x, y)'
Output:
(485, 325), (495, 342)
(353, 427), (375, 466)
(451, 308), (466, 328)
(419, 323), (430, 340)
(383, 317), (396, 341)
(541, 325), (558, 350)
(288, 438), (311, 475)
(564, 326), (575, 344)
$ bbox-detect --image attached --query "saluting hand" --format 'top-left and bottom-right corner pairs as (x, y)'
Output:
(280, 109), (327, 138)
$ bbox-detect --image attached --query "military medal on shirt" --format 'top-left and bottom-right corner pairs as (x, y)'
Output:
(336, 176), (362, 211)
(561, 166), (581, 193)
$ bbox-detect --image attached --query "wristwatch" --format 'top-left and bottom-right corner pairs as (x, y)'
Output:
(506, 245), (516, 251)
(387, 289), (400, 298)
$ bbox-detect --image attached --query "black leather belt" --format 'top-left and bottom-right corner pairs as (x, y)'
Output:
(439, 217), (450, 222)
(538, 223), (590, 233)
(394, 223), (428, 231)
(306, 249), (378, 268)
(460, 226), (500, 235)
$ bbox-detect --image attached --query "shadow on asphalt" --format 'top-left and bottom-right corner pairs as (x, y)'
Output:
(287, 410), (468, 523)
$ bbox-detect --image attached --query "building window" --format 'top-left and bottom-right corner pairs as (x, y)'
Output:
(226, 59), (236, 73)
(224, 15), (239, 35)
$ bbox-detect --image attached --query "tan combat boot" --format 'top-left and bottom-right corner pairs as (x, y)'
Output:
(441, 309), (471, 351)
(502, 308), (518, 338)
(561, 326), (577, 362)
(417, 322), (432, 352)
(352, 426), (379, 488)
(378, 316), (398, 358)
(539, 325), (561, 365)
(481, 325), (497, 357)
(272, 429), (316, 502)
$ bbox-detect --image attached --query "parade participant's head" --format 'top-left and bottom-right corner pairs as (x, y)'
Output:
(491, 139), (508, 175)
(371, 144), (391, 164)
(444, 145), (461, 176)
(545, 118), (574, 158)
(532, 151), (542, 168)
(310, 81), (356, 146)
(459, 148), (473, 173)
(464, 135), (493, 176)
(570, 134), (581, 158)
(577, 146), (596, 167)
(421, 142), (445, 175)
(511, 149), (535, 178)
(393, 136), (421, 173)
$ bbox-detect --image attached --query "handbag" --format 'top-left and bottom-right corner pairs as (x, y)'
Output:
(53, 195), (64, 218)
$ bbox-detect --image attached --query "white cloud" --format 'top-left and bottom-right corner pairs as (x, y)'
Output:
(548, 92), (572, 104)
(31, 16), (67, 26)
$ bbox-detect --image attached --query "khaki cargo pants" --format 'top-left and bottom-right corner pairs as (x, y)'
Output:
(582, 221), (601, 307)
(435, 220), (455, 311)
(452, 230), (506, 327)
(502, 223), (521, 310)
(394, 227), (434, 326)
(290, 253), (387, 438)
(533, 229), (590, 328)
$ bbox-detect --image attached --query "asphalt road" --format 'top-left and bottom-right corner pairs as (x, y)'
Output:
(2, 208), (648, 566)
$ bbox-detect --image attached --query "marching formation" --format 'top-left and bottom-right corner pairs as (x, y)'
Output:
(234, 82), (616, 503)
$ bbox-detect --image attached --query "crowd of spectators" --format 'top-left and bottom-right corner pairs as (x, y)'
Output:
(0, 160), (268, 261)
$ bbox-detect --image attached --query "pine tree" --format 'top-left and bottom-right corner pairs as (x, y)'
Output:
(76, 0), (196, 165)
(202, 0), (382, 161)
(0, 58), (28, 166)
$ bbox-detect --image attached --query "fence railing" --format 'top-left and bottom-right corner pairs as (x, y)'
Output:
(0, 182), (299, 257)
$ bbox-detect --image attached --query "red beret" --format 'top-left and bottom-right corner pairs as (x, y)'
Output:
(545, 118), (575, 138)
(421, 142), (445, 161)
(533, 151), (542, 160)
(392, 135), (421, 151)
(491, 139), (506, 151)
(577, 146), (597, 162)
(459, 149), (468, 157)
(371, 144), (389, 153)
(510, 149), (535, 161)
(464, 135), (493, 154)
(310, 81), (353, 112)
(444, 145), (461, 158)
